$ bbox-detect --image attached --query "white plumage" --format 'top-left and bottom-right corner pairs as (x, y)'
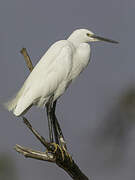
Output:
(4, 29), (118, 116)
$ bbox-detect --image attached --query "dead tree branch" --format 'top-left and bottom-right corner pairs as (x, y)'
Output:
(14, 48), (89, 180)
(15, 144), (55, 162)
(20, 48), (34, 72)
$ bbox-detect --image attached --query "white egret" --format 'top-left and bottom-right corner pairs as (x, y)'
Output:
(4, 29), (118, 144)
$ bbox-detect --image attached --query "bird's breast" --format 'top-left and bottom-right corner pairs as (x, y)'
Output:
(77, 43), (91, 62)
(70, 43), (91, 80)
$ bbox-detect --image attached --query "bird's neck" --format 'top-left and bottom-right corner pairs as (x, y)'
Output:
(67, 35), (85, 47)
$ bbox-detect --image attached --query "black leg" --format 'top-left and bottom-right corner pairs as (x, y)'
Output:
(49, 100), (59, 144)
(52, 116), (59, 144)
(46, 98), (66, 148)
(52, 100), (67, 148)
(46, 98), (54, 143)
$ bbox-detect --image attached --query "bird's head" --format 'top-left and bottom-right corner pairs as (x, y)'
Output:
(68, 29), (118, 45)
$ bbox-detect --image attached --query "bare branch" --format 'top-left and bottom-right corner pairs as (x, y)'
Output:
(23, 117), (50, 149)
(15, 144), (55, 162)
(22, 117), (55, 152)
(20, 48), (34, 72)
(15, 143), (89, 180)
(15, 118), (89, 180)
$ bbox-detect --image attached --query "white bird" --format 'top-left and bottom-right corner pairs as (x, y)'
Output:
(4, 29), (118, 144)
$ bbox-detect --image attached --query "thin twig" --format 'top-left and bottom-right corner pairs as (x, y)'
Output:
(22, 117), (54, 151)
(20, 48), (34, 72)
(15, 144), (55, 162)
(23, 117), (49, 148)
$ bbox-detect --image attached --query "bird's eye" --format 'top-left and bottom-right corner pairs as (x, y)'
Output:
(86, 33), (90, 37)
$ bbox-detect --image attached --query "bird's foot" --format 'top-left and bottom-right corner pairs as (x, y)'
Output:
(48, 142), (72, 162)
(59, 136), (72, 162)
(50, 142), (65, 161)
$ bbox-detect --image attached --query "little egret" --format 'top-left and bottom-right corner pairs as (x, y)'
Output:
(4, 29), (118, 146)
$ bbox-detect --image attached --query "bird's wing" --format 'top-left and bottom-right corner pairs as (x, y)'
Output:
(12, 44), (73, 116)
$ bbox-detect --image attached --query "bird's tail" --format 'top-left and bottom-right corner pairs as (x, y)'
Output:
(3, 93), (22, 116)
(3, 85), (26, 116)
(4, 96), (18, 113)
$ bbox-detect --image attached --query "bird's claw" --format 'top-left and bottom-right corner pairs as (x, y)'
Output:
(59, 136), (72, 162)
(50, 143), (65, 161)
(49, 142), (72, 162)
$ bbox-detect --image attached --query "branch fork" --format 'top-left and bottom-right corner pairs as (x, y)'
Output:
(15, 117), (71, 164)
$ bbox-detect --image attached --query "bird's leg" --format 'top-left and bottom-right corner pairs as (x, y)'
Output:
(46, 100), (72, 162)
(45, 99), (65, 161)
(52, 100), (67, 150)
(51, 100), (60, 144)
(51, 110), (59, 145)
(52, 101), (72, 162)
(46, 97), (54, 143)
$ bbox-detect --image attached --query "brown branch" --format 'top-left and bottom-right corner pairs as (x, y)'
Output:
(20, 48), (34, 72)
(15, 144), (55, 162)
(15, 48), (90, 180)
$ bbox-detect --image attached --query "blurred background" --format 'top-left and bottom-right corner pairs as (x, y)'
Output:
(0, 0), (134, 179)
